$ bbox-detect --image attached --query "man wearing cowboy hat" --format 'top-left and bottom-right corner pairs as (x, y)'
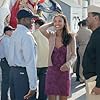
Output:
(82, 5), (100, 100)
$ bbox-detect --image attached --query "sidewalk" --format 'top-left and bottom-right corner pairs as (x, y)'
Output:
(68, 74), (86, 100)
(0, 68), (86, 100)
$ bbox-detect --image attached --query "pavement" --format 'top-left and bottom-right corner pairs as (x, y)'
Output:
(0, 68), (86, 100)
(0, 68), (1, 97)
(68, 74), (86, 100)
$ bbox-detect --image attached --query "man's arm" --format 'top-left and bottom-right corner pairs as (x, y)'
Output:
(95, 33), (100, 88)
(92, 33), (100, 95)
(22, 34), (37, 98)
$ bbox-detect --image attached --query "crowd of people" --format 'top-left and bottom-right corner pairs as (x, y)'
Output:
(1, 0), (100, 100)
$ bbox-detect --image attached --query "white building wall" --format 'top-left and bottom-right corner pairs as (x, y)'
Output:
(82, 0), (88, 19)
(71, 7), (82, 33)
(89, 0), (100, 6)
(60, 0), (83, 33)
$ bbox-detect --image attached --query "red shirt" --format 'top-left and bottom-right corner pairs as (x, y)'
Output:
(9, 0), (35, 28)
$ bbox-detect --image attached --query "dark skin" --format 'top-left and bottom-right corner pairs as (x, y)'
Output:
(24, 89), (36, 100)
(18, 17), (36, 100)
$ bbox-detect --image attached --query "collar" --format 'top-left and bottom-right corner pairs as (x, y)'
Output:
(17, 24), (30, 32)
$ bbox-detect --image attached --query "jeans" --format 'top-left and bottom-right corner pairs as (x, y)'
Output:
(0, 58), (10, 100)
(10, 67), (36, 100)
(37, 67), (47, 100)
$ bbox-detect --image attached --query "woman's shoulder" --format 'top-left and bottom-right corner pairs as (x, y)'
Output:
(68, 32), (76, 46)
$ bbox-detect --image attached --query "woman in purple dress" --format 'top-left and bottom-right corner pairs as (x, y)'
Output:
(39, 14), (77, 100)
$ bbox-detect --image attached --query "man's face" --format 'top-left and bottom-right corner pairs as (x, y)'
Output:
(24, 17), (34, 29)
(35, 23), (40, 30)
(87, 13), (96, 29)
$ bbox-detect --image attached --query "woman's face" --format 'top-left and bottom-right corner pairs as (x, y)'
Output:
(53, 16), (65, 31)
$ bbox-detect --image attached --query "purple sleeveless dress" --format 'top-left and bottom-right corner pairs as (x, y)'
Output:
(45, 46), (71, 96)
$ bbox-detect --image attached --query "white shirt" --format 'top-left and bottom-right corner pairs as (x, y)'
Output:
(32, 30), (49, 68)
(0, 39), (5, 59)
(8, 24), (37, 90)
(1, 35), (10, 61)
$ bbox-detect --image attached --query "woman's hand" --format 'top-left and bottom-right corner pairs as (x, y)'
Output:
(60, 63), (70, 72)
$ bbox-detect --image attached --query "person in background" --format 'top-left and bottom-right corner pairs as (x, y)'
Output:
(9, 0), (39, 28)
(82, 5), (100, 99)
(8, 9), (37, 100)
(75, 21), (82, 82)
(39, 14), (77, 100)
(76, 19), (92, 83)
(32, 18), (49, 100)
(0, 25), (14, 100)
(75, 43), (80, 82)
(0, 0), (10, 37)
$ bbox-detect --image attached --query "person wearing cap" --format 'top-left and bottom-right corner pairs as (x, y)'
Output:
(8, 9), (37, 100)
(0, 25), (14, 100)
(32, 18), (49, 100)
(82, 5), (100, 99)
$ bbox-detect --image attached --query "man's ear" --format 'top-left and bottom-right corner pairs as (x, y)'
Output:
(21, 18), (26, 23)
(94, 15), (99, 20)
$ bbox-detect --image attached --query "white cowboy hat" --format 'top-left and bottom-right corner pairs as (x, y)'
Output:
(87, 5), (100, 14)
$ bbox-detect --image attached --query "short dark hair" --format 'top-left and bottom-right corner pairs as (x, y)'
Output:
(78, 21), (82, 27)
(35, 18), (45, 26)
(78, 20), (87, 27)
(81, 20), (87, 26)
(4, 26), (15, 33)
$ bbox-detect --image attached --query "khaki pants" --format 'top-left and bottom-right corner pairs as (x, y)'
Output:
(85, 76), (100, 100)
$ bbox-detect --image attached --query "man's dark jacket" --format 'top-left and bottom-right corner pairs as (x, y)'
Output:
(82, 27), (100, 88)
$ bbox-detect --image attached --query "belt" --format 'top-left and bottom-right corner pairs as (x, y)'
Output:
(11, 66), (26, 69)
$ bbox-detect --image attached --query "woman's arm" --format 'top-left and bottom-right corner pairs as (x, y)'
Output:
(60, 34), (77, 72)
(39, 22), (54, 39)
(66, 34), (77, 67)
